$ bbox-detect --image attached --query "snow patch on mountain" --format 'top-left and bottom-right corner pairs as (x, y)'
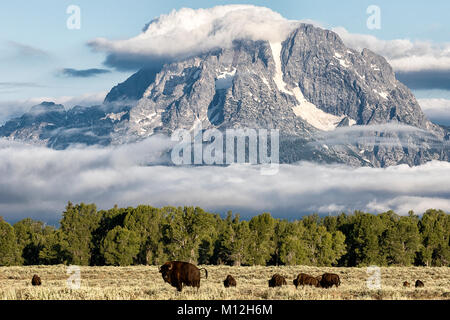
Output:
(215, 68), (237, 90)
(101, 111), (128, 122)
(270, 42), (349, 131)
(373, 89), (388, 100)
(334, 52), (349, 68)
(269, 42), (292, 94)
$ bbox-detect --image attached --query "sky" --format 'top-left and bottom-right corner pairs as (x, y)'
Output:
(0, 1), (449, 108)
(0, 1), (449, 223)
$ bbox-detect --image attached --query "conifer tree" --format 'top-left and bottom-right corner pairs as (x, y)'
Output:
(0, 217), (21, 266)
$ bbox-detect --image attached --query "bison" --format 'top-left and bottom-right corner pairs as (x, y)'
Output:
(403, 281), (410, 287)
(159, 261), (208, 292)
(415, 280), (425, 288)
(223, 275), (237, 288)
(293, 273), (309, 288)
(268, 274), (287, 288)
(320, 273), (340, 289)
(31, 275), (41, 286)
(304, 276), (321, 288)
(293, 273), (320, 288)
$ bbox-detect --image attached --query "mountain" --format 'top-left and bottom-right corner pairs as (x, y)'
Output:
(1, 24), (448, 166)
(0, 102), (131, 149)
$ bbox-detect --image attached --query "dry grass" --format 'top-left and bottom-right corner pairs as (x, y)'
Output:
(0, 265), (449, 300)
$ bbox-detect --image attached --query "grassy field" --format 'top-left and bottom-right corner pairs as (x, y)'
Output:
(0, 265), (449, 300)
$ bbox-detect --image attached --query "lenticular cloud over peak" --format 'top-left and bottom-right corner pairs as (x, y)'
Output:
(88, 5), (300, 70)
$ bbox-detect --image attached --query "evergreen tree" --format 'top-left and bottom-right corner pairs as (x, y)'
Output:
(164, 207), (215, 263)
(123, 206), (167, 265)
(90, 206), (128, 266)
(0, 217), (21, 266)
(39, 229), (69, 265)
(300, 215), (346, 266)
(215, 213), (251, 266)
(340, 212), (385, 266)
(0, 204), (447, 268)
(59, 202), (100, 265)
(380, 211), (421, 266)
(322, 215), (338, 233)
(271, 219), (289, 266)
(198, 213), (222, 265)
(13, 218), (52, 265)
(278, 221), (308, 265)
(248, 213), (275, 265)
(419, 209), (450, 266)
(100, 226), (140, 266)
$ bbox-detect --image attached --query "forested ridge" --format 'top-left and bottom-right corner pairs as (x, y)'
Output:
(0, 203), (448, 267)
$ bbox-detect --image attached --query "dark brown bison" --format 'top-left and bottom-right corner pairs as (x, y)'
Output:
(159, 261), (208, 292)
(320, 273), (340, 289)
(31, 275), (41, 286)
(304, 276), (321, 288)
(415, 280), (424, 288)
(293, 273), (309, 288)
(403, 281), (410, 287)
(293, 273), (320, 288)
(268, 274), (287, 288)
(223, 275), (237, 288)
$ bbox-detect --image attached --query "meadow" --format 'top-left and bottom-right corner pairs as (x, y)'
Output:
(0, 265), (449, 300)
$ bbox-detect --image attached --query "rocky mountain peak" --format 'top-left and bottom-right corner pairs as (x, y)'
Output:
(0, 24), (448, 167)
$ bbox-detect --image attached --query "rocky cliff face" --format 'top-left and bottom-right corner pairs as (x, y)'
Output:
(1, 24), (448, 166)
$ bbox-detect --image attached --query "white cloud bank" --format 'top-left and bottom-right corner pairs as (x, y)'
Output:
(88, 4), (450, 74)
(88, 5), (302, 70)
(0, 137), (449, 223)
(333, 27), (450, 73)
(418, 98), (450, 125)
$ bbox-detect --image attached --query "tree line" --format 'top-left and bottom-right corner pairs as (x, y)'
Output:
(0, 203), (448, 267)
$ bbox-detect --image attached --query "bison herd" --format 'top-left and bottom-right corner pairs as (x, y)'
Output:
(404, 280), (425, 288)
(284, 272), (339, 289)
(158, 261), (429, 293)
(26, 262), (427, 293)
(158, 261), (344, 292)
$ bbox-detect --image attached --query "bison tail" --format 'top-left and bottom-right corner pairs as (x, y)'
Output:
(200, 268), (208, 279)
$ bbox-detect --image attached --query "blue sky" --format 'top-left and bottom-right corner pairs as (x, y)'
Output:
(0, 1), (450, 223)
(0, 0), (449, 106)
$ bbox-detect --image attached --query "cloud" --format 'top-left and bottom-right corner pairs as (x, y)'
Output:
(7, 41), (51, 60)
(60, 68), (111, 78)
(418, 98), (450, 126)
(333, 27), (450, 73)
(88, 5), (301, 71)
(396, 70), (450, 90)
(313, 123), (445, 150)
(87, 4), (450, 93)
(0, 82), (44, 94)
(0, 92), (108, 124)
(0, 137), (449, 224)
